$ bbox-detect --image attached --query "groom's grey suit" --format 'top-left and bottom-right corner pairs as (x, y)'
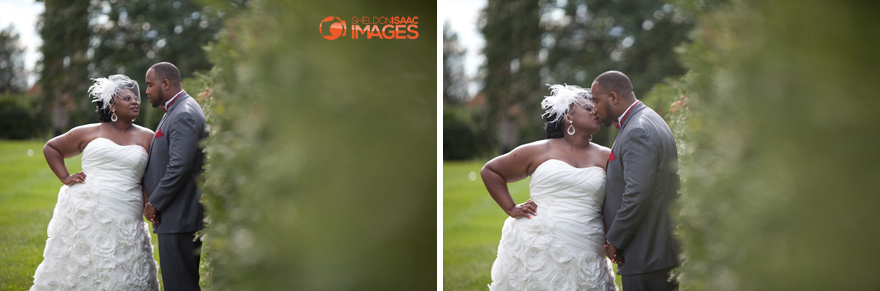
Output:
(603, 102), (680, 289)
(144, 91), (206, 291)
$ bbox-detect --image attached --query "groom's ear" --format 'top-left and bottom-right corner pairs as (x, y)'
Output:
(608, 91), (619, 105)
(161, 79), (171, 91)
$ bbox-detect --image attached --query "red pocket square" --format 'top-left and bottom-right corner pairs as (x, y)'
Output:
(156, 129), (164, 138)
(608, 151), (617, 162)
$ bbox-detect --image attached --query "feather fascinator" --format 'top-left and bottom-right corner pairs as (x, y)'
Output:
(88, 74), (140, 109)
(541, 84), (592, 123)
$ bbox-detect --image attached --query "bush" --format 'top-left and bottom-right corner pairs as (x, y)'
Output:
(671, 0), (880, 289)
(198, 1), (436, 289)
(443, 106), (484, 160)
(0, 94), (38, 139)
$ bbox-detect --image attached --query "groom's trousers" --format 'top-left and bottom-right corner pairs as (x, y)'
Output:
(158, 232), (202, 291)
(621, 266), (679, 291)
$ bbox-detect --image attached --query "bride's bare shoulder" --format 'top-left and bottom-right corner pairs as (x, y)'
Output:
(69, 123), (102, 132)
(592, 142), (611, 154)
(63, 123), (103, 139)
(513, 139), (553, 153)
(132, 124), (155, 136)
(131, 125), (154, 147)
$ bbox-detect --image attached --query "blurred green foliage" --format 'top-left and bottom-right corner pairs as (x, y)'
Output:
(0, 94), (39, 139)
(661, 0), (880, 289)
(443, 106), (487, 160)
(443, 22), (469, 105)
(0, 26), (27, 94)
(198, 0), (436, 289)
(443, 23), (487, 160)
(479, 0), (543, 153)
(37, 0), (90, 136)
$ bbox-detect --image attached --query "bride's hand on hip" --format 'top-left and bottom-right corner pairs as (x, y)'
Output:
(506, 199), (538, 219)
(61, 172), (87, 185)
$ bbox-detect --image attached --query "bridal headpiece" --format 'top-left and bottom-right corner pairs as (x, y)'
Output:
(88, 74), (140, 109)
(541, 84), (592, 124)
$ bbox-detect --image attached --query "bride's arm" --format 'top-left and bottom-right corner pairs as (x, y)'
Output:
(141, 180), (149, 207)
(43, 127), (88, 185)
(480, 144), (539, 219)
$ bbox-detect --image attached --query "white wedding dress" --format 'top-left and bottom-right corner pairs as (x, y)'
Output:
(30, 138), (159, 290)
(489, 159), (617, 291)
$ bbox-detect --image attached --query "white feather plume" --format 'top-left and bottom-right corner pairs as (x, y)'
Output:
(88, 77), (118, 109)
(88, 75), (139, 109)
(541, 84), (592, 123)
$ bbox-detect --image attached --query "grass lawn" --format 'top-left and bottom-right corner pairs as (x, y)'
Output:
(0, 140), (163, 290)
(443, 160), (623, 290)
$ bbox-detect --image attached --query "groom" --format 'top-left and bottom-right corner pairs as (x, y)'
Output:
(592, 71), (681, 291)
(143, 62), (207, 291)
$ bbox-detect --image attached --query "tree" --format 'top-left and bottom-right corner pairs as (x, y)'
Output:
(480, 0), (543, 153)
(88, 0), (223, 81)
(476, 0), (694, 152)
(0, 25), (27, 94)
(37, 0), (91, 136)
(443, 22), (485, 160)
(542, 0), (694, 145)
(88, 0), (225, 129)
(543, 1), (693, 92)
(35, 0), (228, 135)
(443, 22), (469, 105)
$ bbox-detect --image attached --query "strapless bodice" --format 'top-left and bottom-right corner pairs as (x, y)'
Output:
(81, 138), (148, 188)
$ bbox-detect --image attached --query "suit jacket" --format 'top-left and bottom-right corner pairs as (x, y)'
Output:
(144, 92), (207, 234)
(603, 102), (680, 275)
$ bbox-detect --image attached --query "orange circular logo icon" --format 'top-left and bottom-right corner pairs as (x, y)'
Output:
(319, 16), (346, 40)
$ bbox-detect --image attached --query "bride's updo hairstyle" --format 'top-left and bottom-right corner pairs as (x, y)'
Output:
(88, 74), (141, 122)
(541, 84), (592, 139)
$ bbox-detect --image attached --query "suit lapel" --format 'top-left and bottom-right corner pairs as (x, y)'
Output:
(166, 92), (189, 113)
(619, 102), (646, 131)
(154, 92), (189, 137)
(150, 92), (188, 156)
(610, 102), (647, 152)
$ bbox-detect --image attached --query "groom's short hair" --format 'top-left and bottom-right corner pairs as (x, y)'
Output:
(150, 62), (182, 86)
(594, 71), (633, 96)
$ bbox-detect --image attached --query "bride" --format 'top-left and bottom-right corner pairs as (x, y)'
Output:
(30, 75), (160, 290)
(481, 84), (617, 290)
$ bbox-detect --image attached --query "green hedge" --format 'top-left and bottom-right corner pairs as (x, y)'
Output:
(197, 0), (436, 289)
(0, 94), (38, 140)
(665, 0), (880, 289)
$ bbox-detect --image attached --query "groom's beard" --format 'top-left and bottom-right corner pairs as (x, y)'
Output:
(151, 90), (164, 108)
(602, 105), (614, 127)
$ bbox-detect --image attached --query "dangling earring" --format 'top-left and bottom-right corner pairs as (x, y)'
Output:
(589, 135), (593, 141)
(111, 108), (118, 122)
(567, 120), (575, 135)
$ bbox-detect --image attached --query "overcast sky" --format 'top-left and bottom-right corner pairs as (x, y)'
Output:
(0, 0), (44, 87)
(442, 0), (486, 97)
